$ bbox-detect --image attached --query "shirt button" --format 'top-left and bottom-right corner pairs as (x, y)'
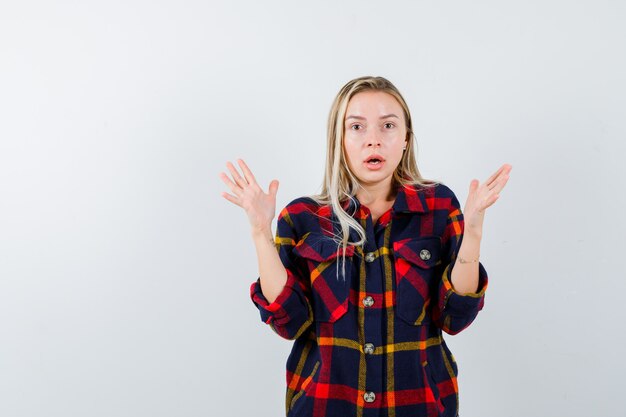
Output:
(365, 252), (376, 263)
(364, 391), (376, 403)
(419, 249), (431, 260)
(364, 343), (375, 354)
(362, 296), (374, 307)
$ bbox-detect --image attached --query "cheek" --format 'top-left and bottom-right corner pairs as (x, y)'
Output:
(343, 139), (358, 161)
(390, 146), (405, 167)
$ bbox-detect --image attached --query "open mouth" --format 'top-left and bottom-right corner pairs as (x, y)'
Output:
(364, 155), (385, 164)
(364, 155), (385, 170)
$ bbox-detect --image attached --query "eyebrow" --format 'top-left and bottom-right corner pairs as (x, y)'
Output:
(345, 114), (400, 121)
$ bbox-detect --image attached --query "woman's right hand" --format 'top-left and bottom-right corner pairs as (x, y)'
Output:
(219, 158), (279, 235)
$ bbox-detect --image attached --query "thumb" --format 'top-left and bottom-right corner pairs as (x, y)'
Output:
(268, 179), (279, 197)
(469, 179), (479, 193)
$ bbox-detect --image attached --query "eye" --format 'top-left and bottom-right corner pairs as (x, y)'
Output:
(384, 122), (395, 129)
(350, 124), (362, 131)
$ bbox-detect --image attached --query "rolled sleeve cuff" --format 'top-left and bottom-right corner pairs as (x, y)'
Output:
(439, 261), (488, 315)
(249, 269), (302, 326)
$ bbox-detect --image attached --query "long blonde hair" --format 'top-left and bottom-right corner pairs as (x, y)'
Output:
(308, 76), (441, 280)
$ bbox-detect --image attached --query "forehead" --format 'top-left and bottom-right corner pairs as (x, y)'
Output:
(345, 91), (403, 118)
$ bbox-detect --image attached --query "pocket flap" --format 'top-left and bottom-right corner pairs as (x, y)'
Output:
(293, 233), (356, 262)
(393, 237), (442, 268)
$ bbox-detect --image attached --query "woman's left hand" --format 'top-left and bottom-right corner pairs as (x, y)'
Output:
(463, 163), (512, 237)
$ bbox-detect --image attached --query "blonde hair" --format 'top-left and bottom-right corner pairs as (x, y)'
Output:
(308, 76), (442, 280)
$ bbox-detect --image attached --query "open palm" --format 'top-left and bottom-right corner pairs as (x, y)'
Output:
(219, 159), (279, 234)
(463, 163), (512, 235)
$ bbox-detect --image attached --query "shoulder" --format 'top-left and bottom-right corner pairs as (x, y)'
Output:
(276, 196), (329, 232)
(430, 182), (456, 200)
(404, 180), (458, 201)
(406, 181), (461, 213)
(428, 182), (462, 214)
(279, 196), (324, 219)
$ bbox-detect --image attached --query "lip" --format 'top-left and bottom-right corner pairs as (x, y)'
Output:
(363, 154), (385, 170)
(363, 154), (385, 163)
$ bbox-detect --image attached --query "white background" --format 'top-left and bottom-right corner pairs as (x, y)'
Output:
(1, 1), (624, 416)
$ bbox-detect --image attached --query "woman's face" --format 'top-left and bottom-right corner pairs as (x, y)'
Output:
(343, 90), (408, 190)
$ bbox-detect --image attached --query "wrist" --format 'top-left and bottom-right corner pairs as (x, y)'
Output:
(251, 225), (273, 241)
(465, 227), (482, 240)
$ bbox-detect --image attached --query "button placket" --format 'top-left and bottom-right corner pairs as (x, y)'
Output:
(362, 246), (379, 403)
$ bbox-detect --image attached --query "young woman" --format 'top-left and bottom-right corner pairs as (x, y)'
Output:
(220, 76), (511, 417)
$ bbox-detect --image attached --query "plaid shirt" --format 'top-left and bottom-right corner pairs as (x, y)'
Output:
(250, 182), (488, 417)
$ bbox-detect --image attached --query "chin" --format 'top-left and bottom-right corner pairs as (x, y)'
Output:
(357, 171), (392, 183)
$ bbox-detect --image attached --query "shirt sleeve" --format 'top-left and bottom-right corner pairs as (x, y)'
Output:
(432, 188), (489, 335)
(249, 207), (314, 340)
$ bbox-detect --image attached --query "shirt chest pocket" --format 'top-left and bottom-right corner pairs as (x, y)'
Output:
(392, 236), (442, 325)
(293, 233), (356, 323)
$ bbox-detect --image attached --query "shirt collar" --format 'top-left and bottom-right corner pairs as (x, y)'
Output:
(340, 182), (429, 215)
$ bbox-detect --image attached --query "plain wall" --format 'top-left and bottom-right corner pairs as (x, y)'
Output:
(1, 1), (625, 416)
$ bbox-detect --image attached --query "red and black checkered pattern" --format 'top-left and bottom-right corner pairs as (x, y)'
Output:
(250, 182), (488, 417)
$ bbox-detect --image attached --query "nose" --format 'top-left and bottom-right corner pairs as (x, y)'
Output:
(366, 132), (381, 148)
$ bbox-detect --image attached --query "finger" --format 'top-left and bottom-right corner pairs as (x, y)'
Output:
(487, 172), (510, 194)
(468, 178), (485, 198)
(468, 179), (479, 195)
(219, 171), (244, 197)
(484, 164), (509, 188)
(466, 180), (482, 213)
(476, 175), (506, 207)
(237, 159), (259, 187)
(484, 193), (500, 209)
(226, 161), (249, 188)
(221, 191), (243, 207)
(269, 179), (279, 197)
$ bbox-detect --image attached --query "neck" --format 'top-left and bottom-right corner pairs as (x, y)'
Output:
(356, 178), (397, 206)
